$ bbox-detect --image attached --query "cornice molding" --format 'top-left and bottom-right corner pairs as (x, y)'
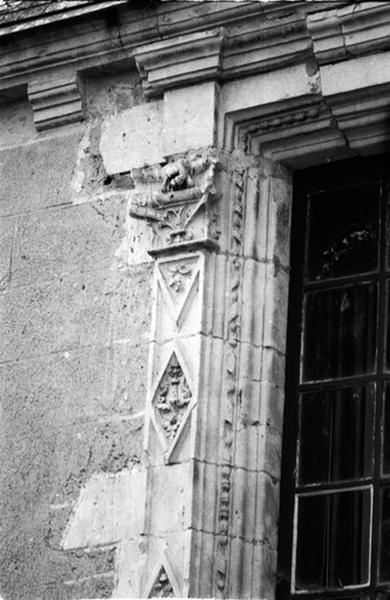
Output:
(0, 0), (127, 38)
(308, 1), (390, 65)
(229, 76), (390, 170)
(27, 73), (85, 130)
(134, 29), (225, 98)
(135, 11), (314, 97)
(0, 2), (346, 98)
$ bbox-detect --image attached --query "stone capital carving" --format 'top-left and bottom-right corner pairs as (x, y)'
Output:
(129, 151), (221, 254)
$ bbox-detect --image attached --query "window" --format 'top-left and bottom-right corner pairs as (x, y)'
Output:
(277, 156), (390, 600)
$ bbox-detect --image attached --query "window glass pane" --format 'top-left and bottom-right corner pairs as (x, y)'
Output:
(382, 383), (390, 474)
(384, 281), (390, 371)
(379, 487), (390, 582)
(307, 184), (379, 281)
(303, 283), (377, 381)
(299, 385), (375, 485)
(295, 488), (371, 591)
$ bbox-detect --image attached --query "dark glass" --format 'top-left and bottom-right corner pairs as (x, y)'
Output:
(303, 283), (377, 381)
(382, 384), (390, 474)
(306, 184), (380, 281)
(299, 385), (375, 485)
(379, 487), (390, 581)
(295, 489), (371, 591)
(384, 282), (390, 371)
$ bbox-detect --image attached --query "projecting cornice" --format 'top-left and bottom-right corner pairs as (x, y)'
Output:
(134, 29), (225, 98)
(0, 1), (344, 96)
(27, 73), (85, 131)
(307, 1), (390, 65)
(134, 11), (313, 97)
(2, 1), (390, 132)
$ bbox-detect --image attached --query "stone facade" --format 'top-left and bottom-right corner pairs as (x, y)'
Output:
(1, 0), (390, 598)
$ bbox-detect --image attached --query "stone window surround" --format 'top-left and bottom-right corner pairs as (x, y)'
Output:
(3, 1), (390, 598)
(123, 6), (390, 596)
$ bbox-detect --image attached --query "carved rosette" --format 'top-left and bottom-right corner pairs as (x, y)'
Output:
(129, 151), (220, 254)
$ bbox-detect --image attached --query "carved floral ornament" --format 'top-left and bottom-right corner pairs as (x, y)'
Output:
(149, 567), (174, 598)
(167, 263), (193, 294)
(148, 346), (195, 461)
(129, 152), (221, 252)
(152, 352), (192, 445)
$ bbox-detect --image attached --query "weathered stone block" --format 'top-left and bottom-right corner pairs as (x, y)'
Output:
(228, 537), (254, 599)
(163, 82), (218, 156)
(260, 345), (286, 388)
(252, 545), (278, 600)
(107, 263), (153, 346)
(12, 196), (127, 287)
(0, 98), (38, 150)
(62, 469), (146, 550)
(100, 102), (164, 173)
(0, 271), (109, 362)
(0, 216), (14, 291)
(147, 463), (192, 535)
(240, 257), (289, 353)
(0, 262), (153, 362)
(242, 170), (292, 266)
(64, 573), (114, 600)
(113, 540), (144, 598)
(0, 131), (80, 216)
(321, 49), (390, 97)
(191, 461), (219, 533)
(0, 342), (148, 429)
(221, 63), (317, 117)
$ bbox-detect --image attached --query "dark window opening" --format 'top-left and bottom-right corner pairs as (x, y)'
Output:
(277, 155), (390, 600)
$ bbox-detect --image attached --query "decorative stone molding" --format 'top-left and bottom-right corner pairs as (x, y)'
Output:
(129, 152), (221, 254)
(27, 73), (85, 131)
(214, 167), (244, 596)
(229, 64), (390, 169)
(222, 12), (311, 80)
(134, 29), (225, 98)
(234, 98), (339, 168)
(308, 1), (390, 65)
(129, 149), (230, 597)
(134, 11), (314, 98)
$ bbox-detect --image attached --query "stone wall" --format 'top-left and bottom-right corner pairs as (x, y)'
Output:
(0, 69), (150, 599)
(2, 1), (390, 599)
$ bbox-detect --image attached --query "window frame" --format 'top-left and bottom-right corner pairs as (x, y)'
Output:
(277, 155), (390, 600)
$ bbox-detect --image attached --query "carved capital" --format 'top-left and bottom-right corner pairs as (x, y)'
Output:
(129, 151), (221, 255)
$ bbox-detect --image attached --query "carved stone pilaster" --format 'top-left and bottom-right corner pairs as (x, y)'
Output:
(130, 150), (226, 597)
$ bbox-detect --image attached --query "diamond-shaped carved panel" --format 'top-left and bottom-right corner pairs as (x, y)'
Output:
(152, 353), (192, 444)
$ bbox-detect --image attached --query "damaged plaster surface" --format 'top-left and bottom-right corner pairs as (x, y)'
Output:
(3, 0), (390, 598)
(0, 68), (153, 599)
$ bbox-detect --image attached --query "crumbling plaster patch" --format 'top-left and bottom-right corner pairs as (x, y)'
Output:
(37, 69), (154, 598)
